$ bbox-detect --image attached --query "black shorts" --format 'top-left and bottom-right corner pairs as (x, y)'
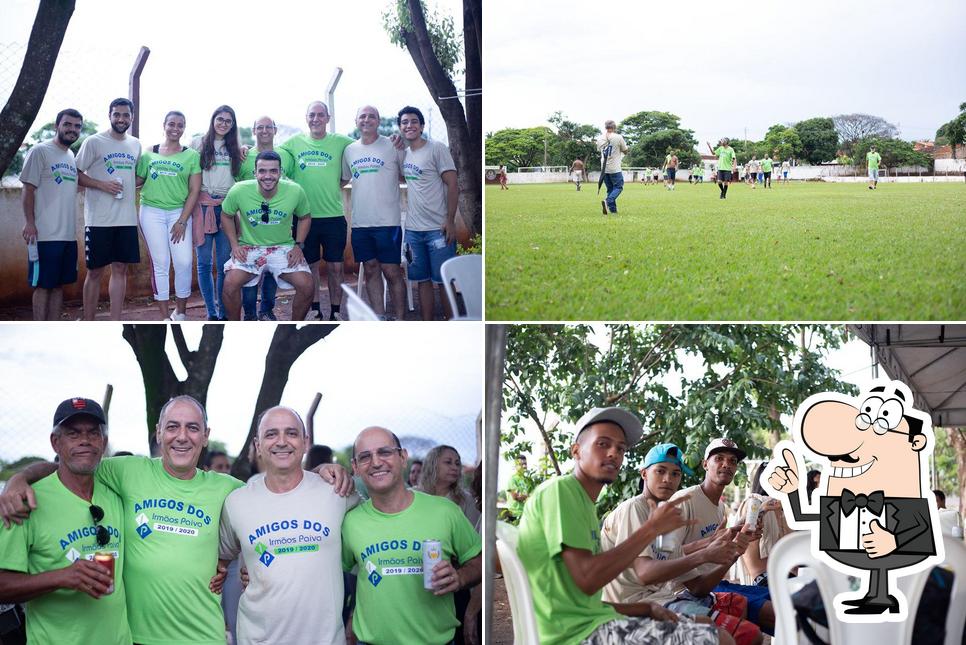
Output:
(303, 216), (347, 264)
(28, 240), (78, 289)
(717, 170), (733, 182)
(667, 168), (676, 180)
(763, 171), (772, 179)
(85, 226), (140, 269)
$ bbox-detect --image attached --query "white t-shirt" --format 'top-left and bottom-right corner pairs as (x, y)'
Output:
(75, 131), (141, 227)
(20, 140), (78, 241)
(600, 494), (690, 606)
(218, 472), (360, 645)
(596, 133), (628, 174)
(669, 484), (728, 590)
(191, 136), (235, 197)
(342, 136), (405, 228)
(403, 139), (456, 232)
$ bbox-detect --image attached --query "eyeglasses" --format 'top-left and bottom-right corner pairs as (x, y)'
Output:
(353, 446), (402, 467)
(260, 202), (270, 224)
(214, 117), (233, 126)
(90, 505), (110, 546)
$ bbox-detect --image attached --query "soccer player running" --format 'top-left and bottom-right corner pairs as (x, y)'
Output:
(76, 98), (141, 321)
(663, 149), (679, 191)
(867, 145), (882, 190)
(597, 120), (629, 214)
(761, 155), (773, 188)
(707, 139), (737, 199)
(570, 158), (585, 191)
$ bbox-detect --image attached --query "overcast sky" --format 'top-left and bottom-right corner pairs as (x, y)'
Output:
(486, 0), (966, 148)
(1, 0), (465, 143)
(0, 323), (483, 465)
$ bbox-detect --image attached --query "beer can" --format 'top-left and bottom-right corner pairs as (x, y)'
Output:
(114, 190), (123, 200)
(744, 497), (763, 531)
(654, 502), (679, 554)
(422, 539), (442, 590)
(94, 551), (115, 594)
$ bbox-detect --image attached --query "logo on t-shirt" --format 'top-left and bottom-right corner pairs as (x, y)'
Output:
(366, 560), (382, 587)
(254, 542), (275, 567)
(136, 512), (153, 539)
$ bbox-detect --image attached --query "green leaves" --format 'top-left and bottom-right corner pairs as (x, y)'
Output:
(382, 0), (463, 75)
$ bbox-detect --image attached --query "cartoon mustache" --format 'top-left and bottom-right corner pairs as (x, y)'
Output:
(827, 452), (860, 463)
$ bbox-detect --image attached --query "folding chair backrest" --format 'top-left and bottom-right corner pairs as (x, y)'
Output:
(495, 521), (540, 645)
(341, 283), (379, 321)
(440, 254), (482, 320)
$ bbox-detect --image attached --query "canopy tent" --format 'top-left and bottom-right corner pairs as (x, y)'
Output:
(849, 324), (966, 428)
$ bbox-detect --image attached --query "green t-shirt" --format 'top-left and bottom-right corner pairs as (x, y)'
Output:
(235, 147), (295, 183)
(95, 456), (242, 645)
(761, 158), (773, 172)
(516, 474), (619, 645)
(714, 146), (737, 171)
(505, 471), (532, 517)
(867, 151), (882, 170)
(135, 147), (201, 210)
(0, 472), (130, 645)
(278, 133), (353, 218)
(222, 179), (310, 247)
(341, 491), (482, 645)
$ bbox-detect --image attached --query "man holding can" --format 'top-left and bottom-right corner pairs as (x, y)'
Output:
(218, 406), (359, 644)
(341, 426), (481, 645)
(599, 443), (766, 645)
(0, 397), (130, 644)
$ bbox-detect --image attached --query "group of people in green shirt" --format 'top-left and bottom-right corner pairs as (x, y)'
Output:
(0, 395), (481, 645)
(21, 98), (461, 322)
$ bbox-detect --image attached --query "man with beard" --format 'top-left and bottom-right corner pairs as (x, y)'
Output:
(342, 426), (481, 645)
(219, 407), (359, 645)
(75, 98), (142, 320)
(669, 439), (776, 635)
(220, 151), (314, 321)
(0, 398), (130, 644)
(0, 396), (352, 644)
(21, 108), (83, 320)
(515, 408), (730, 645)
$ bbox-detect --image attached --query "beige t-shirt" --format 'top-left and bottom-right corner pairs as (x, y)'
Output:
(342, 135), (405, 228)
(596, 133), (628, 173)
(599, 494), (688, 606)
(669, 484), (728, 590)
(191, 136), (235, 197)
(75, 131), (141, 227)
(734, 493), (794, 585)
(20, 140), (78, 241)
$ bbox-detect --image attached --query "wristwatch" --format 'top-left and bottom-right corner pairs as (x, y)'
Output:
(296, 241), (305, 250)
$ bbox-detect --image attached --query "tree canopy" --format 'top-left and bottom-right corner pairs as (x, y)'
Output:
(935, 101), (966, 159)
(618, 111), (682, 147)
(795, 117), (839, 164)
(484, 126), (555, 169)
(500, 324), (857, 514)
(853, 137), (931, 169)
(833, 113), (898, 155)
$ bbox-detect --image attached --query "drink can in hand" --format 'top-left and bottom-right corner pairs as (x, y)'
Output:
(94, 551), (115, 594)
(422, 539), (442, 590)
(744, 497), (763, 531)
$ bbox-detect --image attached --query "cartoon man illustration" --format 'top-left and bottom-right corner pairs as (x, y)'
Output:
(765, 380), (943, 620)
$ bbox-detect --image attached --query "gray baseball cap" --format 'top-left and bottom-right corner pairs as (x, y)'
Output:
(574, 407), (644, 447)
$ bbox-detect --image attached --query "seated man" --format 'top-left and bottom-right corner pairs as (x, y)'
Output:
(600, 443), (765, 645)
(669, 439), (777, 634)
(514, 407), (733, 645)
(221, 151), (313, 321)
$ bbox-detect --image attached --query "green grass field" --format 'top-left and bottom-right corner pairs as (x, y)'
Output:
(485, 181), (966, 320)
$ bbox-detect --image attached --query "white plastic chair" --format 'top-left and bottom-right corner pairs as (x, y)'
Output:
(356, 212), (414, 313)
(340, 283), (379, 321)
(495, 521), (540, 645)
(768, 531), (966, 645)
(440, 254), (482, 320)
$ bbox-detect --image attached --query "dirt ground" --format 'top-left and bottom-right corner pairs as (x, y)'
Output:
(489, 576), (514, 644)
(0, 272), (448, 321)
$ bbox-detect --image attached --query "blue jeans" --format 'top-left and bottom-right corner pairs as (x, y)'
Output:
(196, 203), (229, 319)
(603, 172), (624, 212)
(241, 274), (278, 319)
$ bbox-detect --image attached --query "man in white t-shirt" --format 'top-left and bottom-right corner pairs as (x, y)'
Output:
(596, 120), (629, 215)
(398, 106), (460, 320)
(75, 98), (142, 321)
(342, 105), (407, 320)
(21, 108), (83, 321)
(219, 406), (359, 645)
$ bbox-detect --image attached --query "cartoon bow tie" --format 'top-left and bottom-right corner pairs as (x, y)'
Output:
(840, 489), (885, 516)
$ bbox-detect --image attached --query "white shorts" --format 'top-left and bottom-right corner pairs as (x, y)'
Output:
(572, 171), (582, 182)
(869, 168), (880, 180)
(223, 244), (310, 289)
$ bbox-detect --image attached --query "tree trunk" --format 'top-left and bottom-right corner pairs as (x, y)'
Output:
(0, 0), (75, 177)
(949, 427), (966, 517)
(230, 325), (337, 479)
(121, 324), (224, 456)
(401, 0), (482, 238)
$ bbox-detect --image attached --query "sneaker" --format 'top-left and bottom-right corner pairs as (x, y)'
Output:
(304, 310), (321, 321)
(258, 311), (277, 321)
(169, 312), (186, 322)
(330, 311), (345, 321)
(601, 200), (607, 215)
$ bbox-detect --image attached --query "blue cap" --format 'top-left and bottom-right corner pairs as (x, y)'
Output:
(642, 443), (693, 476)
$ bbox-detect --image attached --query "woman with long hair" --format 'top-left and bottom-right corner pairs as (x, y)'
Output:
(416, 445), (480, 528)
(191, 105), (243, 320)
(135, 110), (201, 320)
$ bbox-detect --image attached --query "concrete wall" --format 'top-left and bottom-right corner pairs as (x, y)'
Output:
(0, 184), (470, 307)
